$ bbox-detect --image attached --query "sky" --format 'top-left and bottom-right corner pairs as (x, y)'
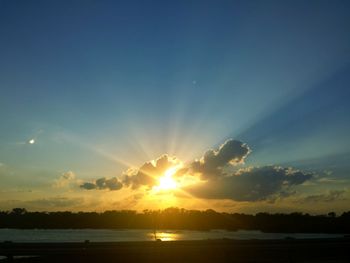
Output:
(0, 0), (350, 214)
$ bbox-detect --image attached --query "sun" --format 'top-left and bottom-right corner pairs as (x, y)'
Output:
(156, 166), (178, 191)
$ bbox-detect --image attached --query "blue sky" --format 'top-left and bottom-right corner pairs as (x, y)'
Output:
(0, 0), (349, 212)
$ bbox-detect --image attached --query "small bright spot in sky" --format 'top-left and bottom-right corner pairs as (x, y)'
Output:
(29, 139), (35, 144)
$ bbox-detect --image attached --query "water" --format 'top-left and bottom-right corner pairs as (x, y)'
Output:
(0, 229), (343, 243)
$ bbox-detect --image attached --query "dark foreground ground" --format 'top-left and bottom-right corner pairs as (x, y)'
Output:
(1, 238), (349, 263)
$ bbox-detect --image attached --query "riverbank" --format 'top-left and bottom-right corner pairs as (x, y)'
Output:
(1, 238), (349, 262)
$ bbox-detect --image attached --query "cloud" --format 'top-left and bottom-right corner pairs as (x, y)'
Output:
(53, 171), (76, 188)
(80, 177), (123, 191)
(316, 177), (349, 184)
(27, 197), (83, 207)
(191, 139), (251, 179)
(0, 197), (84, 209)
(80, 182), (97, 190)
(186, 166), (312, 201)
(295, 190), (347, 204)
(112, 193), (145, 209)
(79, 139), (314, 202)
(123, 155), (180, 189)
(80, 155), (182, 191)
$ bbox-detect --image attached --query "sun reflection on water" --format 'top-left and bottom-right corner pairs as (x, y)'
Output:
(147, 231), (180, 241)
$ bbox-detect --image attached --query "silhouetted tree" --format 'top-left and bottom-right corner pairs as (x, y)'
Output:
(0, 208), (349, 233)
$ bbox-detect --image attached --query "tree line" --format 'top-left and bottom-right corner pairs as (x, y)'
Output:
(0, 208), (349, 233)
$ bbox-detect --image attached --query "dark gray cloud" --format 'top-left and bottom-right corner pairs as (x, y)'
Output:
(80, 182), (97, 190)
(191, 139), (251, 179)
(186, 166), (313, 201)
(80, 177), (122, 191)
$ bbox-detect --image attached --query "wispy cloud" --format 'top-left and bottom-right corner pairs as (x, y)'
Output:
(295, 190), (347, 204)
(53, 171), (77, 188)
